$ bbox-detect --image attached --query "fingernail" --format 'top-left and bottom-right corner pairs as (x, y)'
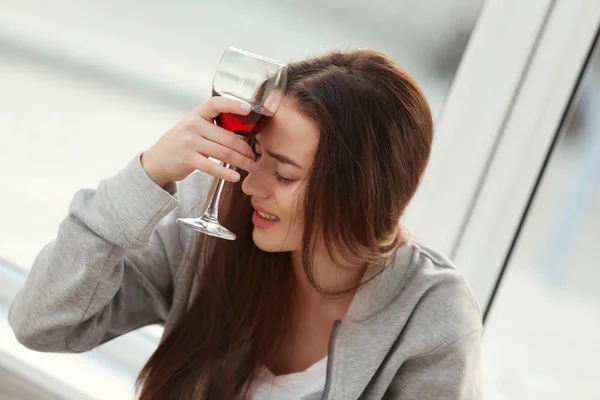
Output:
(231, 172), (241, 182)
(240, 103), (251, 112)
(250, 162), (258, 172)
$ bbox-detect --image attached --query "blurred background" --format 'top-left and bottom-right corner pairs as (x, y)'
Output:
(0, 0), (599, 399)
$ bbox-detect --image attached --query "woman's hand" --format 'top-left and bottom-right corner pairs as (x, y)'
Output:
(141, 97), (257, 188)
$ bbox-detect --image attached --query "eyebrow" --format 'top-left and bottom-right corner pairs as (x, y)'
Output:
(255, 139), (303, 169)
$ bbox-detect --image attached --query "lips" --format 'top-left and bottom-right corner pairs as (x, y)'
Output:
(251, 203), (280, 221)
(251, 202), (280, 228)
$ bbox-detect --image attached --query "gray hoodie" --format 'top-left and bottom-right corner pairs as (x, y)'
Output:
(8, 154), (483, 399)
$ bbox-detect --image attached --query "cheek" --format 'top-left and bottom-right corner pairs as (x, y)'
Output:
(279, 186), (306, 239)
(278, 184), (303, 220)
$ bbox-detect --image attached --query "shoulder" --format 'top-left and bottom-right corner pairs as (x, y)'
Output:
(400, 239), (483, 345)
(356, 239), (483, 351)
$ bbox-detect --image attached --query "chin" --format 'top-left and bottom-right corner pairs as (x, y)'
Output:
(252, 228), (294, 253)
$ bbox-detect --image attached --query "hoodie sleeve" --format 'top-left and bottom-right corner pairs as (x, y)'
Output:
(7, 153), (199, 353)
(387, 329), (482, 399)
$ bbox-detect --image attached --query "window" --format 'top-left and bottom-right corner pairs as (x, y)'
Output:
(483, 35), (600, 399)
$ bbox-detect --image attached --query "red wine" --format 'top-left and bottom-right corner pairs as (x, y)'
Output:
(213, 89), (273, 138)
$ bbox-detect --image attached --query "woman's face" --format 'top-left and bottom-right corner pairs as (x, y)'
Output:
(241, 101), (319, 252)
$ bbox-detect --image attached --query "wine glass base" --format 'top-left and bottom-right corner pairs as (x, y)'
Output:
(176, 217), (236, 240)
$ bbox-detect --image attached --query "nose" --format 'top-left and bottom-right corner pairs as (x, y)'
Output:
(242, 165), (270, 199)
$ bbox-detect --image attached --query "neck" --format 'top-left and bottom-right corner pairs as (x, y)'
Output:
(289, 249), (365, 321)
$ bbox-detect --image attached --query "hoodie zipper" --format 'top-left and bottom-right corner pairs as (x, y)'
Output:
(321, 320), (341, 400)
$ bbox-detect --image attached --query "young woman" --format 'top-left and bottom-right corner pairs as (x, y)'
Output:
(9, 49), (482, 399)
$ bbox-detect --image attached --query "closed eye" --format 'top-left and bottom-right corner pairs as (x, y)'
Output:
(275, 174), (295, 184)
(253, 151), (296, 185)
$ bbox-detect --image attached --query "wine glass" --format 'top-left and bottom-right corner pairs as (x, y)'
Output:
(176, 47), (288, 240)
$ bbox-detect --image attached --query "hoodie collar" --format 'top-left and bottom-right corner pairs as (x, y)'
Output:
(345, 243), (415, 322)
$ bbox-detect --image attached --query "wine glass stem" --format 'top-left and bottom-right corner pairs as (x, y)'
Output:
(203, 163), (232, 222)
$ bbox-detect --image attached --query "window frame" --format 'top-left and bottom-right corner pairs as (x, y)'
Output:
(449, 0), (600, 314)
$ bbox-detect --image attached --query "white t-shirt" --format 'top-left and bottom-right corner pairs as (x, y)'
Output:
(252, 357), (327, 399)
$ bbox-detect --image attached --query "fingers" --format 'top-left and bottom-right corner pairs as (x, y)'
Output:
(194, 96), (252, 120)
(192, 154), (242, 182)
(197, 137), (257, 173)
(200, 122), (256, 161)
(182, 97), (257, 181)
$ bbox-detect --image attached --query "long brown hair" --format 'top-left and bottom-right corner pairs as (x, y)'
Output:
(136, 49), (433, 399)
